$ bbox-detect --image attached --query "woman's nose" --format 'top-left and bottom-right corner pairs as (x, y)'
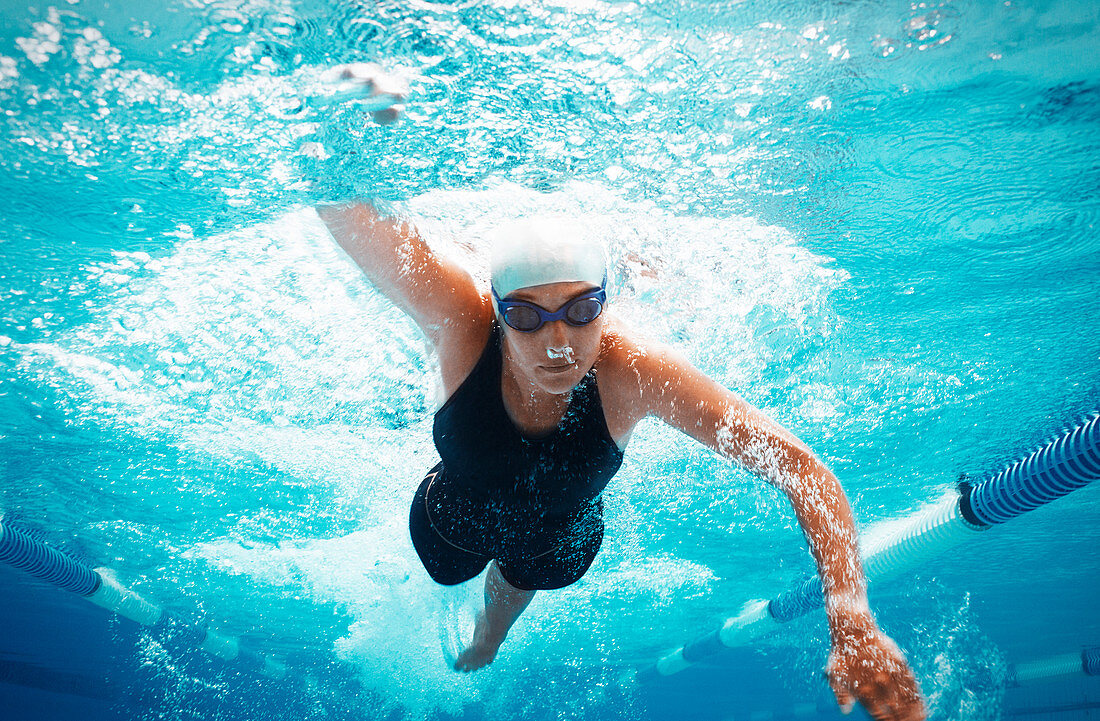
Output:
(545, 318), (569, 346)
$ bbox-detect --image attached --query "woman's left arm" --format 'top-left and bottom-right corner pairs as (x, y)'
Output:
(615, 336), (926, 721)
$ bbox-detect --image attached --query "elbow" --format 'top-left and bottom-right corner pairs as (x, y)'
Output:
(751, 441), (825, 496)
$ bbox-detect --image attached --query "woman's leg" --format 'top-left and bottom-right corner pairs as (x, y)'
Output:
(452, 506), (605, 671)
(453, 560), (536, 672)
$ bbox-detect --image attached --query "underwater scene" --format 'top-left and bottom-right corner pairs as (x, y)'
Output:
(0, 0), (1098, 719)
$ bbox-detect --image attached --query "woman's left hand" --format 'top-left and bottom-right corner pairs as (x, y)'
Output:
(313, 63), (408, 124)
(825, 622), (926, 721)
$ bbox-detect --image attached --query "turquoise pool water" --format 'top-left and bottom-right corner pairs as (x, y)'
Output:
(1, 0), (1097, 719)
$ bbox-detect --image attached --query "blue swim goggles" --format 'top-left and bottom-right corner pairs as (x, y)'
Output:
(491, 285), (607, 333)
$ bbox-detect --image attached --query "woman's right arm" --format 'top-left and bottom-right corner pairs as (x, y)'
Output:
(308, 64), (491, 352)
(317, 202), (491, 348)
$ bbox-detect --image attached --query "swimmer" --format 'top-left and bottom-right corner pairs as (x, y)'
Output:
(312, 64), (925, 721)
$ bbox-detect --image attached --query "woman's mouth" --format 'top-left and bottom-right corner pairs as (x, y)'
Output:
(542, 363), (576, 374)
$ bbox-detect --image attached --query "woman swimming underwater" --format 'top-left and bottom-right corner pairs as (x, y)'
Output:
(313, 64), (925, 721)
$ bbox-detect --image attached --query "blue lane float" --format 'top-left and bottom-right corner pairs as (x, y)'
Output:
(962, 414), (1100, 526)
(1085, 647), (1100, 677)
(1009, 646), (1100, 685)
(0, 523), (99, 596)
(0, 521), (286, 680)
(637, 413), (1100, 682)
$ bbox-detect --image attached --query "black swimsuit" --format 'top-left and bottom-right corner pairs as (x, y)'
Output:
(408, 322), (624, 591)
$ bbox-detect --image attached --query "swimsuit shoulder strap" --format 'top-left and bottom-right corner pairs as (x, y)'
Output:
(436, 322), (503, 415)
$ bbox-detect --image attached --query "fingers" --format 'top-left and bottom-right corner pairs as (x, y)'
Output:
(860, 679), (927, 721)
(826, 673), (856, 715)
(371, 106), (404, 126)
(370, 74), (408, 101)
(888, 690), (926, 721)
(863, 676), (897, 720)
(884, 673), (926, 721)
(867, 698), (925, 721)
(337, 62), (383, 81)
(827, 671), (925, 721)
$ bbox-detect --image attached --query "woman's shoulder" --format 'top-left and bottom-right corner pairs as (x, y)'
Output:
(596, 315), (701, 409)
(434, 294), (496, 396)
(595, 315), (673, 423)
(597, 315), (683, 376)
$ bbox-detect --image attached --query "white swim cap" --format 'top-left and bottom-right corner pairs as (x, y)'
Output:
(489, 216), (607, 299)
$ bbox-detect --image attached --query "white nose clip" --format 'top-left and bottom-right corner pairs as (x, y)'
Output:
(547, 345), (575, 364)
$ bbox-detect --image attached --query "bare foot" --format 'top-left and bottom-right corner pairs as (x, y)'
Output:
(453, 611), (506, 672)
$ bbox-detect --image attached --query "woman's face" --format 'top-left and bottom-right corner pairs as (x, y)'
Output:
(498, 280), (605, 396)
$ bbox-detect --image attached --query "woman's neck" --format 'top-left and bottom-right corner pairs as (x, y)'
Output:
(500, 350), (572, 435)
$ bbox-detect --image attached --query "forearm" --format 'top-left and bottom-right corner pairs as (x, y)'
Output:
(314, 199), (486, 345)
(317, 200), (391, 272)
(775, 447), (876, 640)
(647, 358), (924, 718)
(644, 362), (877, 635)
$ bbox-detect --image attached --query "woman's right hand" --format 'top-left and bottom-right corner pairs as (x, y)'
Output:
(314, 62), (408, 125)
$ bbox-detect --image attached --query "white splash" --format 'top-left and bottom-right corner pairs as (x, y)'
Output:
(17, 184), (849, 718)
(547, 345), (576, 364)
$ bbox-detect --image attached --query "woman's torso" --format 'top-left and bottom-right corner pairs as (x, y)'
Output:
(428, 320), (625, 557)
(434, 296), (639, 446)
